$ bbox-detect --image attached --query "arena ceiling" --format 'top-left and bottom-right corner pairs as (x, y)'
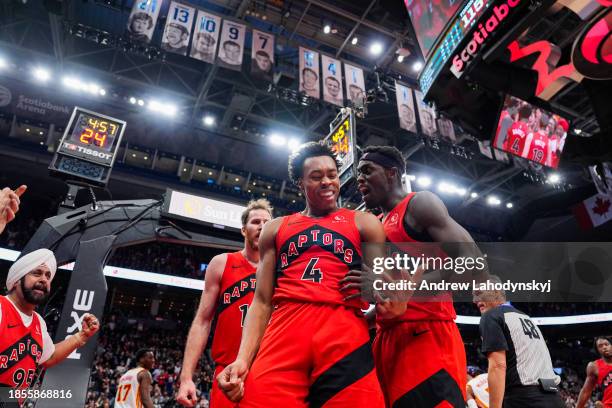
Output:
(0, 0), (603, 239)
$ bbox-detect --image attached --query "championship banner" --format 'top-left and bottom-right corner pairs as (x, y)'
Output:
(344, 62), (366, 105)
(190, 10), (221, 64)
(161, 1), (195, 56)
(217, 20), (246, 71)
(321, 55), (343, 107)
(437, 117), (456, 142)
(299, 47), (320, 99)
(415, 89), (437, 137)
(251, 30), (274, 82)
(126, 0), (163, 43)
(395, 81), (417, 133)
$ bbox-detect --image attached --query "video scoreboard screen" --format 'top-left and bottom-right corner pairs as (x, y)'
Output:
(50, 107), (126, 185)
(324, 109), (357, 188)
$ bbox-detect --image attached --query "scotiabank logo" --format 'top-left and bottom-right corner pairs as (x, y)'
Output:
(451, 0), (523, 78)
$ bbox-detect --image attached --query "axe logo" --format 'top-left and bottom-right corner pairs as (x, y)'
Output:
(66, 289), (95, 360)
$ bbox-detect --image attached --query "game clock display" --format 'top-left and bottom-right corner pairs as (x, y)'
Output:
(325, 109), (356, 187)
(50, 107), (126, 185)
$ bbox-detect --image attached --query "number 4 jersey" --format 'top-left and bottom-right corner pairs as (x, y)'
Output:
(211, 252), (256, 366)
(273, 209), (365, 309)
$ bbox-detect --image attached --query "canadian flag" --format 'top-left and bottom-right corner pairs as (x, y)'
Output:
(573, 193), (612, 229)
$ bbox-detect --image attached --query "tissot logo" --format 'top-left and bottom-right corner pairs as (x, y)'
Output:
(62, 142), (112, 160)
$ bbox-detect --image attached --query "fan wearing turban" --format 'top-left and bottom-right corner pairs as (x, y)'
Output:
(0, 248), (99, 397)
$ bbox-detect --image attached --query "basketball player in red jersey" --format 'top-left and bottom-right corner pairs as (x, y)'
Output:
(524, 115), (551, 165)
(1, 249), (99, 407)
(577, 337), (612, 408)
(356, 145), (486, 408)
(177, 199), (273, 408)
(502, 105), (531, 157)
(217, 142), (401, 407)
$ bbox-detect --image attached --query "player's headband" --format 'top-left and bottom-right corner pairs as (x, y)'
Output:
(360, 152), (404, 171)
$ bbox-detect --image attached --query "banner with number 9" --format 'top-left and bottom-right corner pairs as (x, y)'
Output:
(217, 19), (246, 71)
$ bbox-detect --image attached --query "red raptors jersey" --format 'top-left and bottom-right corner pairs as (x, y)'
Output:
(381, 194), (456, 322)
(0, 296), (44, 393)
(503, 121), (529, 155)
(527, 130), (549, 164)
(211, 252), (256, 366)
(274, 208), (364, 309)
(597, 358), (612, 407)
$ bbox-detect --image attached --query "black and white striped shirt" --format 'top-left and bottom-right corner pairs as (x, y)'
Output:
(479, 304), (560, 389)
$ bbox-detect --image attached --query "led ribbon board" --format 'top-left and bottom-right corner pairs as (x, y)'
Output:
(50, 107), (126, 185)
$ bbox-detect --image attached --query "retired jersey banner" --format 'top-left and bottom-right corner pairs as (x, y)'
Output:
(415, 89), (437, 137)
(251, 30), (274, 82)
(217, 20), (246, 71)
(299, 47), (320, 99)
(126, 0), (163, 43)
(395, 81), (417, 133)
(161, 1), (195, 56)
(321, 55), (343, 107)
(437, 117), (456, 142)
(344, 62), (366, 106)
(190, 10), (221, 64)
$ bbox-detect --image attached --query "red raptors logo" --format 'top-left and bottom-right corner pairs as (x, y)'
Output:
(571, 8), (612, 80)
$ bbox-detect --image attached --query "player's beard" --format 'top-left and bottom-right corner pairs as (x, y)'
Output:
(21, 278), (50, 305)
(247, 235), (259, 251)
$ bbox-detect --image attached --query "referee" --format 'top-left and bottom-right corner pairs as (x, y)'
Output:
(473, 276), (564, 408)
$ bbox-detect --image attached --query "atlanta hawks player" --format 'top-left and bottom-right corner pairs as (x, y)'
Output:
(217, 142), (403, 407)
(577, 337), (612, 408)
(502, 105), (531, 157)
(114, 349), (155, 408)
(177, 200), (272, 407)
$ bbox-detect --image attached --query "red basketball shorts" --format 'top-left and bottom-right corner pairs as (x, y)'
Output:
(373, 320), (467, 408)
(212, 364), (238, 408)
(240, 302), (384, 408)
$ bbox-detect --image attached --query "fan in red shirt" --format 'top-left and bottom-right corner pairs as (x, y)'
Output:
(577, 337), (612, 408)
(217, 142), (404, 407)
(355, 146), (487, 408)
(502, 105), (531, 157)
(177, 199), (273, 408)
(1, 249), (99, 407)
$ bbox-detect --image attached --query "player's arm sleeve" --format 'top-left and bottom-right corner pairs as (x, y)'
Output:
(479, 310), (508, 354)
(38, 315), (56, 364)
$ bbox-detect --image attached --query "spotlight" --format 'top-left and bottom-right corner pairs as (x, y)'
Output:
(137, 99), (144, 106)
(417, 176), (431, 187)
(470, 192), (478, 198)
(351, 37), (358, 45)
(269, 133), (286, 146)
(129, 97), (137, 104)
(487, 196), (501, 206)
(235, 177), (240, 182)
(203, 115), (215, 126)
(99, 88), (106, 96)
(323, 25), (331, 34)
(26, 128), (30, 132)
(397, 55), (405, 63)
(547, 173), (561, 184)
(33, 67), (51, 82)
(0, 57), (7, 69)
(456, 188), (467, 196)
(412, 61), (423, 72)
(506, 202), (514, 209)
(369, 42), (383, 56)
(288, 138), (301, 151)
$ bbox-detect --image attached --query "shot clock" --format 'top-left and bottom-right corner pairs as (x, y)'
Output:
(50, 107), (126, 186)
(324, 108), (357, 188)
